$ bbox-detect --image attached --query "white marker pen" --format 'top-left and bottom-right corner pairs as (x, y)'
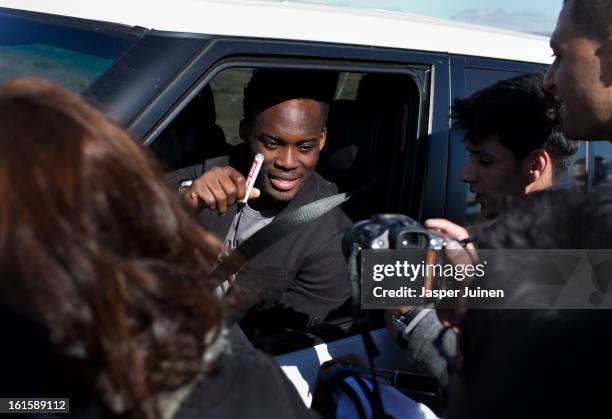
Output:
(241, 153), (264, 204)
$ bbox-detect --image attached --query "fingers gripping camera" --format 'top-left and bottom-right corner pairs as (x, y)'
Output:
(342, 214), (450, 256)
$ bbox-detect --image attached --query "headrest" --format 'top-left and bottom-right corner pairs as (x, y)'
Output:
(357, 73), (418, 105)
(319, 100), (369, 179)
(188, 84), (216, 124)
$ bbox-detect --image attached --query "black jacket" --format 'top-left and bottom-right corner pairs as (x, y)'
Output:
(0, 311), (318, 419)
(168, 149), (352, 335)
(176, 326), (319, 419)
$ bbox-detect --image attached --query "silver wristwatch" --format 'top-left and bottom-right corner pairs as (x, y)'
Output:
(178, 179), (193, 191)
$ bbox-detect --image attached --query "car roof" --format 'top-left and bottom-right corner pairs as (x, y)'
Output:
(2, 0), (552, 65)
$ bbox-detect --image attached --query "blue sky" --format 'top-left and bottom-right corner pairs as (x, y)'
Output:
(285, 0), (562, 35)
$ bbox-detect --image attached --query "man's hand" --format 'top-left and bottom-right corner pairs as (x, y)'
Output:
(424, 218), (470, 242)
(182, 166), (260, 215)
(425, 217), (477, 262)
(426, 218), (476, 332)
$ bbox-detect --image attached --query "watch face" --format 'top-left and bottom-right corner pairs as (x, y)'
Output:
(180, 180), (193, 189)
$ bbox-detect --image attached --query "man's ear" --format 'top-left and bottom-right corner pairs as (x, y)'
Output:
(239, 119), (251, 144)
(525, 149), (551, 184)
(319, 127), (327, 151)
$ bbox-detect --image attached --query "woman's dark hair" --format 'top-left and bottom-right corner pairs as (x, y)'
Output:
(0, 79), (224, 417)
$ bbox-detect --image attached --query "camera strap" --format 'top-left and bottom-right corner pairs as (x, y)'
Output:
(347, 243), (393, 419)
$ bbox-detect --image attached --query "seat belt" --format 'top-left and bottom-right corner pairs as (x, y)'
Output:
(211, 170), (384, 278)
(212, 191), (350, 277)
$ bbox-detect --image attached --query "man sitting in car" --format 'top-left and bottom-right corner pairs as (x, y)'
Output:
(169, 69), (351, 337)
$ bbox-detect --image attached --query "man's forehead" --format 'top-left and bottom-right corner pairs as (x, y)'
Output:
(252, 99), (324, 138)
(553, 0), (585, 43)
(254, 98), (321, 124)
(464, 138), (483, 151)
(258, 98), (322, 117)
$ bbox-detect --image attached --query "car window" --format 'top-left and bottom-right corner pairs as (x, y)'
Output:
(209, 68), (253, 145)
(154, 66), (424, 209)
(589, 141), (612, 190)
(334, 72), (365, 100)
(0, 12), (138, 93)
(153, 68), (424, 222)
(566, 142), (587, 192)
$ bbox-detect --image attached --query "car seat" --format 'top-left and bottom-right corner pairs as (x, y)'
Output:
(152, 84), (228, 170)
(318, 73), (420, 221)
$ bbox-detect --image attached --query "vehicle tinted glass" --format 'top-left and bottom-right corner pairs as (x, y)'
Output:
(209, 67), (252, 145)
(589, 141), (612, 190)
(565, 142), (587, 192)
(0, 12), (139, 93)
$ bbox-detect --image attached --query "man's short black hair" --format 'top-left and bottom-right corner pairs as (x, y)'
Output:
(242, 69), (335, 130)
(451, 72), (578, 182)
(565, 0), (612, 41)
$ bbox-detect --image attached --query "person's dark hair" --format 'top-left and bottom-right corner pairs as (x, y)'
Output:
(0, 79), (225, 417)
(565, 0), (612, 41)
(475, 189), (577, 249)
(459, 307), (612, 419)
(451, 72), (578, 182)
(458, 188), (612, 418)
(476, 187), (612, 249)
(242, 69), (335, 130)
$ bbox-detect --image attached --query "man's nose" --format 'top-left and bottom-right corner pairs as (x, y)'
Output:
(460, 160), (477, 184)
(543, 64), (556, 94)
(275, 147), (298, 170)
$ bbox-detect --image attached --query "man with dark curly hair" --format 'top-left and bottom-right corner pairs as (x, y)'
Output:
(169, 69), (351, 337)
(453, 72), (578, 219)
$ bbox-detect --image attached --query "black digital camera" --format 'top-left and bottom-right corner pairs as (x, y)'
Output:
(342, 214), (449, 258)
